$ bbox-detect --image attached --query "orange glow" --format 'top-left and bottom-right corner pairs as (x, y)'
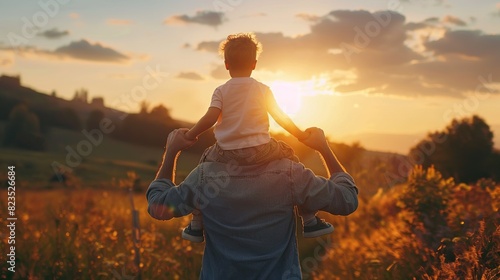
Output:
(270, 81), (303, 116)
(270, 77), (332, 117)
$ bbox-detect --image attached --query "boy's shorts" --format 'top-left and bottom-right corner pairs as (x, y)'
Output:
(200, 138), (299, 165)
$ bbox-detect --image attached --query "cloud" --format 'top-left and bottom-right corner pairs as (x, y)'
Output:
(425, 17), (440, 23)
(0, 39), (131, 63)
(197, 41), (220, 52)
(244, 12), (267, 18)
(176, 71), (204, 80)
(164, 10), (225, 27)
(210, 64), (228, 80)
(38, 28), (70, 39)
(401, 0), (449, 7)
(495, 2), (500, 17)
(54, 39), (129, 62)
(417, 30), (500, 93)
(0, 58), (13, 67)
(425, 30), (500, 58)
(197, 9), (499, 98)
(442, 15), (467, 26)
(296, 13), (320, 22)
(106, 18), (133, 26)
(69, 12), (80, 19)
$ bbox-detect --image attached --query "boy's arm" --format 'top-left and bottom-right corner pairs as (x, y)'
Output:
(185, 107), (221, 140)
(267, 93), (309, 140)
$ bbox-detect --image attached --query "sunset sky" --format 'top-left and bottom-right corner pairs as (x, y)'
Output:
(1, 0), (499, 153)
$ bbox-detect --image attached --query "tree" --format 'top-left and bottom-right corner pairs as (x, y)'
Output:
(73, 88), (88, 103)
(139, 100), (150, 115)
(410, 115), (497, 183)
(149, 104), (172, 121)
(399, 166), (453, 248)
(56, 108), (82, 131)
(86, 109), (105, 130)
(3, 103), (44, 150)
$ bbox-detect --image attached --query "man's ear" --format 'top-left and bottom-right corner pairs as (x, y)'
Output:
(252, 60), (257, 70)
(225, 60), (230, 70)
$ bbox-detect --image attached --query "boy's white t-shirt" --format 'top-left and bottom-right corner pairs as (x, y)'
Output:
(210, 77), (271, 150)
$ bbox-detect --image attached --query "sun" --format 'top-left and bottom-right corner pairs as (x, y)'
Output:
(267, 77), (333, 133)
(270, 81), (303, 116)
(269, 78), (331, 117)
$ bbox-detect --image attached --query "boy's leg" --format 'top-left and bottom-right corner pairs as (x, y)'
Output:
(199, 144), (219, 164)
(301, 212), (318, 227)
(299, 208), (335, 238)
(182, 209), (204, 243)
(200, 144), (228, 163)
(190, 209), (203, 230)
(274, 139), (300, 163)
(218, 138), (300, 165)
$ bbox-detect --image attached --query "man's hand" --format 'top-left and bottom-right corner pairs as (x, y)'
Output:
(156, 128), (197, 181)
(165, 128), (197, 154)
(300, 127), (346, 175)
(296, 130), (311, 141)
(299, 127), (330, 153)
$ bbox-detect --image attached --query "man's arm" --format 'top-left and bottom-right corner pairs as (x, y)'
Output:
(267, 93), (309, 140)
(293, 127), (358, 216)
(300, 127), (346, 177)
(146, 129), (198, 220)
(156, 128), (196, 181)
(185, 107), (221, 140)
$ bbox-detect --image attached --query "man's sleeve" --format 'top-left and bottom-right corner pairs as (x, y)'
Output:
(210, 88), (223, 109)
(291, 163), (359, 216)
(145, 168), (200, 220)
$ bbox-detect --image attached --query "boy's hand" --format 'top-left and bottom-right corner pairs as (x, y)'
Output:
(296, 130), (311, 141)
(183, 129), (198, 141)
(298, 127), (330, 153)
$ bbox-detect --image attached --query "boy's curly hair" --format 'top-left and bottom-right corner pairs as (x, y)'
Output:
(219, 33), (262, 70)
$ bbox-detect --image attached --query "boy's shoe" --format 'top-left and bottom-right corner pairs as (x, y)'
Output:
(182, 224), (204, 243)
(303, 217), (334, 238)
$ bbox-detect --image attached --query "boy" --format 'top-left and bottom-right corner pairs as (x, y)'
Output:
(181, 33), (333, 242)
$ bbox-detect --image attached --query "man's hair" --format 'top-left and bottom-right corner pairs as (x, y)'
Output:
(219, 33), (262, 70)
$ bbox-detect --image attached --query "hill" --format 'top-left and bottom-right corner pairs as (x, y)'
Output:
(0, 73), (405, 195)
(0, 122), (202, 188)
(340, 132), (424, 154)
(0, 74), (146, 125)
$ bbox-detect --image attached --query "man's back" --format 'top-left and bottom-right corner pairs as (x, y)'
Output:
(146, 128), (358, 279)
(196, 160), (300, 279)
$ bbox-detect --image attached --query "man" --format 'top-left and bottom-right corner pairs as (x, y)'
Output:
(146, 127), (359, 279)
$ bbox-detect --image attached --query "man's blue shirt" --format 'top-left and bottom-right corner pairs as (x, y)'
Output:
(146, 158), (358, 279)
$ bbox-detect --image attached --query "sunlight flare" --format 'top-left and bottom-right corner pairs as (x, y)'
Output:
(269, 77), (332, 117)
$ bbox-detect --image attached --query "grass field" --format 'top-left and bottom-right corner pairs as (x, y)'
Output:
(2, 167), (498, 279)
(0, 126), (204, 189)
(0, 187), (339, 279)
(4, 126), (497, 279)
(0, 126), (336, 279)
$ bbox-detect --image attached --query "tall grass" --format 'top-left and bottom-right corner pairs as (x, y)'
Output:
(1, 166), (498, 279)
(312, 166), (500, 280)
(0, 187), (202, 279)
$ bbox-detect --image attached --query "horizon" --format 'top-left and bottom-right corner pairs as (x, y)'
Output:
(1, 0), (500, 153)
(2, 72), (499, 155)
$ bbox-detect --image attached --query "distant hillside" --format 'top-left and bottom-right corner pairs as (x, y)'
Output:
(340, 132), (424, 154)
(342, 127), (500, 154)
(0, 74), (143, 125)
(0, 74), (202, 149)
(493, 124), (500, 149)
